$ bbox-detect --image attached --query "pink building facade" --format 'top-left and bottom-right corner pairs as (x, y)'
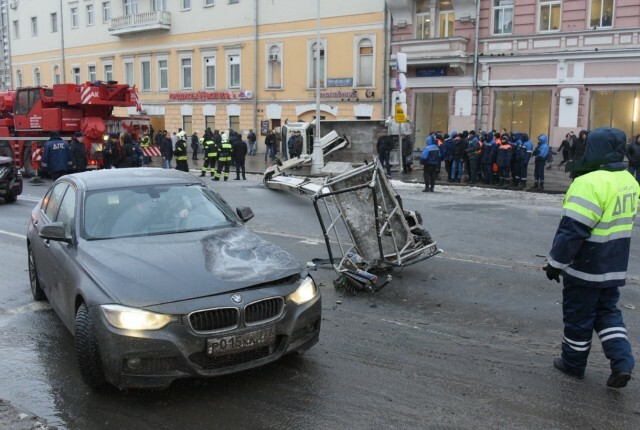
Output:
(387, 0), (640, 147)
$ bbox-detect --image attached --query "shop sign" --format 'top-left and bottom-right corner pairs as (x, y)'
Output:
(320, 90), (357, 99)
(169, 90), (254, 101)
(415, 67), (446, 77)
(327, 78), (353, 87)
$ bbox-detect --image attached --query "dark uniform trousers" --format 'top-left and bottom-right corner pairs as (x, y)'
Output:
(562, 281), (634, 374)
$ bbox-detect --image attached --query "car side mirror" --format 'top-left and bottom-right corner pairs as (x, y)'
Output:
(236, 206), (254, 223)
(39, 222), (72, 243)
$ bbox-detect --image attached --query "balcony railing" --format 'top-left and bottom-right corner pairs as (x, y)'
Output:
(391, 37), (471, 73)
(109, 11), (171, 36)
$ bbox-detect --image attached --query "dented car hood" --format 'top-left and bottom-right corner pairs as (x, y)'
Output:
(77, 226), (302, 308)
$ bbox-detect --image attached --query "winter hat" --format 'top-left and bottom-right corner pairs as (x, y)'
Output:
(450, 131), (458, 138)
(222, 132), (229, 141)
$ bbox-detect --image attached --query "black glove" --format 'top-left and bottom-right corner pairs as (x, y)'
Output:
(543, 264), (561, 283)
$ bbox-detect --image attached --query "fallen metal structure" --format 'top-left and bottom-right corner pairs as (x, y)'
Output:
(263, 136), (441, 292)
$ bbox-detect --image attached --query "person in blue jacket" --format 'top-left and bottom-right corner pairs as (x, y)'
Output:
(420, 134), (441, 192)
(531, 134), (549, 190)
(545, 127), (639, 388)
(41, 131), (71, 180)
(517, 133), (534, 189)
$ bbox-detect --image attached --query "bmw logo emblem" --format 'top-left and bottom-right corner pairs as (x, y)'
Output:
(231, 294), (243, 304)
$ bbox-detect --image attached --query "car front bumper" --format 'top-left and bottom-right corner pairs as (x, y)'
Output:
(90, 292), (321, 389)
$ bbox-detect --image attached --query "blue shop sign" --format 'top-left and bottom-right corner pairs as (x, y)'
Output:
(416, 67), (446, 77)
(327, 78), (353, 87)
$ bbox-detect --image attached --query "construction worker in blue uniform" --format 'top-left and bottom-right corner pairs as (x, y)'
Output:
(544, 127), (639, 389)
(517, 133), (534, 189)
(531, 134), (549, 190)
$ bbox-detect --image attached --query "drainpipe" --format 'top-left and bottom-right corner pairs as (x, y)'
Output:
(253, 0), (258, 135)
(383, 3), (390, 119)
(472, 0), (481, 131)
(60, 0), (66, 83)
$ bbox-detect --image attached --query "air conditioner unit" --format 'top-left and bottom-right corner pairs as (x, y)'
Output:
(9, 1), (18, 10)
(268, 54), (279, 61)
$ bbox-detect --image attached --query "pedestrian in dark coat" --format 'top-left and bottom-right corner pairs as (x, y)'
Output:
(232, 132), (247, 180)
(160, 132), (173, 169)
(376, 130), (393, 176)
(69, 132), (88, 173)
(440, 132), (456, 182)
(626, 133), (640, 182)
(401, 134), (413, 174)
(191, 132), (199, 160)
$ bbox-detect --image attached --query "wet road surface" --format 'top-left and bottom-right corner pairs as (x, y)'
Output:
(1, 176), (640, 429)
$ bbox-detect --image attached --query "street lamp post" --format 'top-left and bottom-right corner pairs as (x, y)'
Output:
(310, 0), (323, 175)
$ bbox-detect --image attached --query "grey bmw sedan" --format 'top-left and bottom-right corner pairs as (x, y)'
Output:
(26, 168), (321, 389)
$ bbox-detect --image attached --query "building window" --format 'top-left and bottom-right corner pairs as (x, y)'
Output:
(33, 68), (41, 86)
(71, 7), (79, 28)
(12, 20), (19, 39)
(590, 0), (613, 27)
(31, 17), (38, 36)
(229, 115), (239, 131)
(124, 0), (138, 15)
(141, 60), (151, 91)
(181, 58), (192, 89)
(88, 65), (96, 82)
(205, 0), (215, 6)
(493, 90), (552, 141)
(415, 0), (431, 39)
(539, 0), (561, 32)
(229, 0), (239, 4)
(227, 54), (240, 88)
(590, 90), (638, 142)
(16, 70), (23, 87)
(308, 41), (325, 88)
(205, 116), (215, 131)
(124, 61), (134, 85)
(72, 67), (81, 84)
(53, 65), (61, 84)
(153, 0), (167, 11)
(104, 64), (113, 82)
(439, 8), (455, 37)
(181, 0), (191, 9)
(204, 56), (216, 89)
(493, 0), (513, 35)
(51, 13), (58, 33)
(182, 116), (193, 136)
(414, 92), (449, 151)
(158, 59), (168, 91)
(87, 4), (95, 26)
(267, 45), (282, 89)
(356, 38), (373, 87)
(102, 2), (111, 22)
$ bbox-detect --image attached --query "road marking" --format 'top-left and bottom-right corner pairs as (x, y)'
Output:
(0, 229), (26, 240)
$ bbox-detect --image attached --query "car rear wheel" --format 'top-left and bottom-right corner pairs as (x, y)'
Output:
(28, 247), (46, 301)
(3, 192), (17, 203)
(75, 303), (107, 389)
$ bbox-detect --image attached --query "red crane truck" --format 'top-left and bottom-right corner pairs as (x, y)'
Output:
(0, 81), (151, 176)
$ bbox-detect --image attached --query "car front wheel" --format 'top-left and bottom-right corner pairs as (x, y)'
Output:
(28, 247), (46, 301)
(75, 303), (107, 389)
(3, 192), (17, 203)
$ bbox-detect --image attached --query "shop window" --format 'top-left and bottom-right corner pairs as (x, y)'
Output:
(183, 116), (193, 136)
(590, 90), (638, 141)
(267, 45), (282, 89)
(493, 0), (513, 35)
(205, 116), (215, 131)
(590, 0), (613, 28)
(229, 115), (240, 132)
(414, 92), (449, 152)
(308, 41), (325, 88)
(539, 1), (561, 32)
(493, 90), (551, 140)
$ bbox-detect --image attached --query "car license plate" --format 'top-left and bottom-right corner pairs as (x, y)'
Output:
(207, 327), (276, 356)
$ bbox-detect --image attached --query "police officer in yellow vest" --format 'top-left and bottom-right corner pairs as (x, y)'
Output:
(200, 129), (217, 177)
(173, 131), (189, 172)
(213, 132), (233, 181)
(545, 127), (639, 388)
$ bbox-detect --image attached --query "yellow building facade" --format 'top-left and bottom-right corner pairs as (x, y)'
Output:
(8, 0), (388, 145)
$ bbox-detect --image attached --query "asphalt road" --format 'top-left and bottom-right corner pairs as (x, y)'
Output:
(1, 172), (639, 429)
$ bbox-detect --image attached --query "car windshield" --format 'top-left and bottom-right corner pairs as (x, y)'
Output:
(83, 184), (238, 239)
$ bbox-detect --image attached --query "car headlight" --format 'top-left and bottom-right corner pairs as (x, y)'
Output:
(100, 304), (175, 330)
(287, 277), (318, 305)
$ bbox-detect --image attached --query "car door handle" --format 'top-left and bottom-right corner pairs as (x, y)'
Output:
(32, 219), (38, 227)
(43, 239), (50, 248)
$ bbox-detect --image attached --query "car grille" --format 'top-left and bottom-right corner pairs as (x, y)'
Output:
(190, 336), (285, 370)
(189, 307), (239, 333)
(245, 297), (284, 325)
